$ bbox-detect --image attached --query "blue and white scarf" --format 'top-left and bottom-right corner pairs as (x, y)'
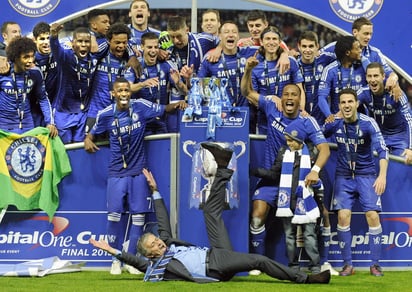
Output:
(291, 184), (320, 224)
(276, 145), (312, 218)
(143, 249), (175, 282)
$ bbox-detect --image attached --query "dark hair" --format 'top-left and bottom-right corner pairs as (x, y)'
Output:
(246, 9), (267, 22)
(366, 62), (384, 75)
(87, 9), (110, 23)
(352, 17), (372, 31)
(106, 23), (131, 41)
(218, 21), (238, 33)
(6, 36), (36, 62)
(73, 27), (91, 39)
(258, 26), (283, 56)
(202, 9), (220, 22)
(129, 0), (150, 11)
(141, 31), (159, 45)
(113, 77), (130, 86)
(335, 35), (357, 61)
(167, 16), (187, 31)
(338, 88), (358, 101)
(32, 22), (50, 38)
(298, 30), (319, 45)
(260, 26), (282, 40)
(283, 83), (301, 97)
(1, 21), (19, 34)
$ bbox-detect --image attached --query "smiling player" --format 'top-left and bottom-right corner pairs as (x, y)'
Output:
(241, 52), (329, 275)
(84, 77), (186, 275)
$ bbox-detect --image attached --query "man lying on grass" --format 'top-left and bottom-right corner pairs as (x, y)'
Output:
(90, 142), (331, 284)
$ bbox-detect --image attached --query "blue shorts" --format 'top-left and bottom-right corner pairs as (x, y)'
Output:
(332, 175), (382, 212)
(252, 185), (279, 207)
(107, 174), (153, 214)
(384, 132), (408, 156)
(5, 128), (32, 134)
(54, 111), (87, 143)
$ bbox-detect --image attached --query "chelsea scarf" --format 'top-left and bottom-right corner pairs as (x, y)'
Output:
(276, 145), (311, 217)
(143, 250), (175, 282)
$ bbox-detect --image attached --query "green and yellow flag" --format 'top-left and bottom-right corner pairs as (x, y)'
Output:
(0, 127), (71, 220)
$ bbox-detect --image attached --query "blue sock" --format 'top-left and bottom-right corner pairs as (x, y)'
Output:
(369, 225), (382, 266)
(126, 214), (145, 255)
(250, 225), (266, 255)
(319, 226), (331, 264)
(337, 225), (352, 265)
(107, 219), (121, 250)
(128, 224), (144, 255)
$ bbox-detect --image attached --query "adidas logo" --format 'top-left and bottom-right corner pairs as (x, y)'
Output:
(251, 241), (260, 247)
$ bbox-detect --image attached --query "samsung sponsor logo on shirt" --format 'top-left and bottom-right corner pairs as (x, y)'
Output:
(336, 136), (365, 145)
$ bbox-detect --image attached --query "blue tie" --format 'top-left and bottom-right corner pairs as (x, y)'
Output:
(143, 250), (175, 282)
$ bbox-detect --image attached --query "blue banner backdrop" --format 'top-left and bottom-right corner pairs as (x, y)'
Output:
(0, 137), (174, 267)
(1, 0), (412, 269)
(0, 135), (412, 268)
(251, 137), (412, 268)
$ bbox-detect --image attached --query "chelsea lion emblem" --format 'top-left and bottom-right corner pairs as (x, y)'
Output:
(8, 0), (60, 17)
(329, 0), (384, 22)
(5, 136), (46, 183)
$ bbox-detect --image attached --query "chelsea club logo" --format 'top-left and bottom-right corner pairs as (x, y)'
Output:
(278, 189), (290, 207)
(5, 137), (45, 183)
(329, 0), (384, 22)
(8, 0), (60, 17)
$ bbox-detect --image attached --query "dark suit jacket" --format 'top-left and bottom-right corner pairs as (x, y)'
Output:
(116, 198), (215, 282)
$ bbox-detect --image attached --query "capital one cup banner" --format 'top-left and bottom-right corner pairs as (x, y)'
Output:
(251, 139), (412, 267)
(1, 0), (412, 268)
(0, 141), (173, 267)
(1, 134), (412, 268)
(326, 158), (412, 268)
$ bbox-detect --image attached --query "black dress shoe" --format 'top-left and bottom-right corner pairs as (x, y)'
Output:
(201, 142), (233, 168)
(306, 270), (331, 284)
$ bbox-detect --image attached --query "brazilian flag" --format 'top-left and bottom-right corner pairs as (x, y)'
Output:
(0, 127), (71, 220)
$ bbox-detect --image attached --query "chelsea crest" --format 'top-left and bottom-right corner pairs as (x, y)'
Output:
(5, 137), (46, 183)
(8, 0), (60, 17)
(329, 0), (384, 22)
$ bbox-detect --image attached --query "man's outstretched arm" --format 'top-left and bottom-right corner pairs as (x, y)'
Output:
(142, 169), (174, 241)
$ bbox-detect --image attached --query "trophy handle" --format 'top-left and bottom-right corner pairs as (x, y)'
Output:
(233, 141), (246, 159)
(182, 140), (197, 158)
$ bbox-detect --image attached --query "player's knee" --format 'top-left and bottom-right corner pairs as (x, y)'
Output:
(250, 217), (263, 229)
(251, 207), (267, 221)
(107, 212), (121, 222)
